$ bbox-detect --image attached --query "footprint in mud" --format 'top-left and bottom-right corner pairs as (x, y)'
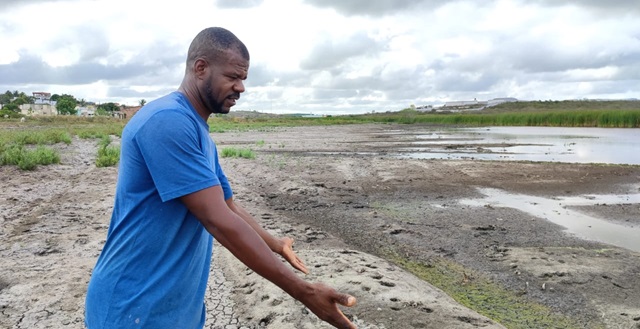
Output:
(456, 315), (492, 326)
(235, 282), (256, 295)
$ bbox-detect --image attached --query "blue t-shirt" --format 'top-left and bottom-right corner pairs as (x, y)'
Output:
(85, 92), (233, 329)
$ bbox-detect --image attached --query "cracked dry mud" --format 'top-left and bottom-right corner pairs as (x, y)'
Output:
(1, 124), (639, 328)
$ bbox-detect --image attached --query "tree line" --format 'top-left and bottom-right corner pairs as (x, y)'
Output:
(0, 90), (146, 117)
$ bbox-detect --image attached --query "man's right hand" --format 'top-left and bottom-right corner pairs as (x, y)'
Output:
(299, 282), (357, 329)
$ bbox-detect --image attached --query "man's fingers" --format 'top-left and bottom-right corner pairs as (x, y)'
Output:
(332, 313), (357, 329)
(296, 258), (310, 274)
(335, 293), (357, 307)
(292, 257), (309, 274)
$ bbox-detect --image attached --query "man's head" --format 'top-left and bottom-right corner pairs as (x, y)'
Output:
(183, 27), (250, 115)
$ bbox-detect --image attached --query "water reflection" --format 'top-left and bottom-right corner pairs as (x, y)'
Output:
(400, 127), (640, 165)
(460, 188), (640, 252)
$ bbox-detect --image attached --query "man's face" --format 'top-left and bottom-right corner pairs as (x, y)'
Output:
(201, 49), (249, 114)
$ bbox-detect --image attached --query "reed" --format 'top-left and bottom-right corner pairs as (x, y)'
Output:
(365, 110), (639, 128)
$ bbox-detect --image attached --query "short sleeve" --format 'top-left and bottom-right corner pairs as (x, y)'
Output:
(135, 110), (219, 202)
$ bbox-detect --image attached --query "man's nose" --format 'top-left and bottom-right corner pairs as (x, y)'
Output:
(234, 81), (245, 93)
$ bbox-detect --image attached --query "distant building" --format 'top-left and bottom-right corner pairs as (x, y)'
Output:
(116, 106), (142, 119)
(20, 103), (58, 116)
(19, 92), (58, 115)
(443, 100), (487, 110)
(416, 105), (433, 112)
(76, 105), (97, 117)
(32, 92), (55, 105)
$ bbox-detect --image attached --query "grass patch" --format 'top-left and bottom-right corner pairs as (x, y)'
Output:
(0, 144), (60, 170)
(206, 107), (640, 131)
(0, 129), (72, 145)
(220, 147), (256, 159)
(96, 135), (120, 167)
(366, 109), (640, 128)
(387, 254), (599, 329)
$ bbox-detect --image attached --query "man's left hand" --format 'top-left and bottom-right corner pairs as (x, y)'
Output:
(279, 237), (309, 274)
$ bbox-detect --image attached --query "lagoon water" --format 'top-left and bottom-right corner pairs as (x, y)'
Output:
(401, 126), (640, 165)
(460, 188), (640, 252)
(395, 126), (640, 251)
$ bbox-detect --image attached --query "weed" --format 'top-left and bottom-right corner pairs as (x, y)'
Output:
(386, 253), (601, 329)
(220, 147), (256, 159)
(96, 136), (120, 167)
(0, 144), (60, 170)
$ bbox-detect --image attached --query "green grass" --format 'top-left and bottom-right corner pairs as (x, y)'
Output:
(0, 117), (125, 170)
(207, 115), (375, 133)
(0, 129), (72, 145)
(364, 109), (640, 128)
(0, 144), (60, 170)
(220, 147), (256, 159)
(387, 254), (601, 329)
(96, 135), (120, 167)
(206, 107), (640, 131)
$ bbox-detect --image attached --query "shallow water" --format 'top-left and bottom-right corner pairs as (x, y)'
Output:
(400, 127), (640, 165)
(460, 188), (640, 252)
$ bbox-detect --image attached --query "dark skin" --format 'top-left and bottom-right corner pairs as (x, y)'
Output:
(178, 48), (357, 329)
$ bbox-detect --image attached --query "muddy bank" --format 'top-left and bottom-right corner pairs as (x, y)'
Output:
(1, 124), (639, 328)
(215, 124), (640, 329)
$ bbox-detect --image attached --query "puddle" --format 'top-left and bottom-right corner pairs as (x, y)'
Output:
(398, 127), (640, 165)
(460, 188), (640, 252)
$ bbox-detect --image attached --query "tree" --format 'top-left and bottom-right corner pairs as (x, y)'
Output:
(97, 102), (119, 113)
(56, 94), (78, 115)
(0, 90), (13, 105)
(139, 99), (146, 106)
(3, 103), (19, 112)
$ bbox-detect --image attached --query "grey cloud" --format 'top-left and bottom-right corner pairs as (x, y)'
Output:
(0, 54), (145, 84)
(434, 70), (500, 92)
(311, 88), (360, 100)
(300, 32), (385, 70)
(530, 0), (640, 13)
(0, 43), (184, 86)
(304, 0), (640, 17)
(302, 0), (450, 16)
(503, 40), (640, 74)
(46, 26), (111, 62)
(0, 0), (74, 10)
(215, 0), (263, 9)
(107, 86), (177, 99)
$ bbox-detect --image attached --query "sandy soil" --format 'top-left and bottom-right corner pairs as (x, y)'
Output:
(1, 123), (639, 328)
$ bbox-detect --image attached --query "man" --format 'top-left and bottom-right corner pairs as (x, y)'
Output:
(85, 27), (357, 329)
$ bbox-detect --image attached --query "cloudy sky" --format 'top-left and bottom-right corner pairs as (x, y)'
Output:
(0, 0), (638, 114)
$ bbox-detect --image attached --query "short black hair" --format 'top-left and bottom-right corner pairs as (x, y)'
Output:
(186, 27), (250, 68)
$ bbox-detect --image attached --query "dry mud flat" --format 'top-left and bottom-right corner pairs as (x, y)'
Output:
(0, 123), (638, 328)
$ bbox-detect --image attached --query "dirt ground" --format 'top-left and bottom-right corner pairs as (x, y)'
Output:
(1, 123), (639, 328)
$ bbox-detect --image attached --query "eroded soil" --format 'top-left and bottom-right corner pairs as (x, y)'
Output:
(215, 124), (640, 329)
(1, 123), (639, 329)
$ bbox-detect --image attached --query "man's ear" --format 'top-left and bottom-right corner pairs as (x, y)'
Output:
(194, 58), (208, 79)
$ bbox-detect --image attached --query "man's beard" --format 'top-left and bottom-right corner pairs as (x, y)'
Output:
(204, 80), (228, 114)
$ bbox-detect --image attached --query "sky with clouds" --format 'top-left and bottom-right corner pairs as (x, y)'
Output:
(0, 0), (638, 114)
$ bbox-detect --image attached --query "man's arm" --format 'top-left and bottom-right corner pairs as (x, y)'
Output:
(181, 185), (356, 329)
(226, 198), (308, 274)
